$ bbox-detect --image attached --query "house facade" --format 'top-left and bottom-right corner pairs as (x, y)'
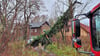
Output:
(30, 21), (50, 36)
(80, 23), (89, 37)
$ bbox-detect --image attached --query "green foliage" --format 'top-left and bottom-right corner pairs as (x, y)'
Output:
(36, 15), (68, 44)
(47, 43), (75, 56)
(46, 43), (88, 56)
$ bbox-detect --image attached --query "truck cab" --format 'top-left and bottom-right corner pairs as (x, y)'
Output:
(72, 3), (100, 56)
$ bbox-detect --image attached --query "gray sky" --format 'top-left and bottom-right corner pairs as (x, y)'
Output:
(42, 0), (56, 17)
(43, 0), (100, 16)
(43, 0), (100, 25)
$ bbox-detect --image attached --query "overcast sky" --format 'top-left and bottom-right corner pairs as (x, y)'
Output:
(43, 0), (100, 16)
(42, 0), (56, 17)
(43, 0), (100, 25)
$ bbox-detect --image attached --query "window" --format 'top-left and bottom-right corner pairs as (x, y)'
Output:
(35, 29), (37, 32)
(92, 9), (100, 50)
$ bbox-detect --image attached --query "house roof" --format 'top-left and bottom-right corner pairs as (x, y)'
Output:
(30, 21), (50, 28)
(80, 23), (89, 33)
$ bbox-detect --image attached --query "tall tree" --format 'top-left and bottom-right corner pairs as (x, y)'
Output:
(0, 0), (45, 53)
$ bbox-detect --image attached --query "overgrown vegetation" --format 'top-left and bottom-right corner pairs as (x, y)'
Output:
(47, 43), (88, 56)
(0, 41), (89, 56)
(0, 41), (51, 56)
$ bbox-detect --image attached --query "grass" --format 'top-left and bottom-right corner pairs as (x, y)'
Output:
(0, 40), (89, 56)
(46, 43), (88, 56)
(1, 41), (53, 56)
(1, 41), (39, 56)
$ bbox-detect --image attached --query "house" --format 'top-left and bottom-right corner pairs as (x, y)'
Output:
(65, 22), (90, 45)
(80, 23), (89, 37)
(29, 21), (50, 36)
(66, 22), (89, 37)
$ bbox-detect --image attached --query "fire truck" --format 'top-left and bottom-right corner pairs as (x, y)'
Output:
(72, 3), (100, 56)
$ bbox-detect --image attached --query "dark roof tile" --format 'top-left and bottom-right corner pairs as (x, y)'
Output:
(30, 21), (50, 28)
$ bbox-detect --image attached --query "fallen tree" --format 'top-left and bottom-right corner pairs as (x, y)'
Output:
(27, 0), (80, 47)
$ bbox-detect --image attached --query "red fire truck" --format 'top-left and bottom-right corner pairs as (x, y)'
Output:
(72, 3), (100, 56)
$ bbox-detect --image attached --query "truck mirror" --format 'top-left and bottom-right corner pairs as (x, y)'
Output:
(75, 19), (80, 37)
(72, 19), (80, 37)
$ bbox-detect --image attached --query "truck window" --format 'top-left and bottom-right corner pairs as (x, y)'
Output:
(92, 9), (100, 50)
